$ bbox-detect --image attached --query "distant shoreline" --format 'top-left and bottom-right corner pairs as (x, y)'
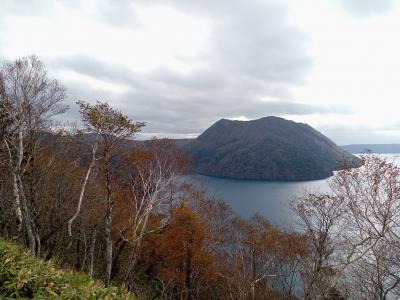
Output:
(341, 144), (400, 154)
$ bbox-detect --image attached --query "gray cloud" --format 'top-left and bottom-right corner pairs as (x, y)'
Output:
(47, 0), (320, 137)
(340, 0), (394, 17)
(56, 55), (348, 138)
(93, 0), (142, 29)
(0, 0), (142, 29)
(139, 0), (312, 82)
(52, 56), (148, 90)
(5, 0), (346, 138)
(208, 2), (311, 83)
(319, 124), (400, 145)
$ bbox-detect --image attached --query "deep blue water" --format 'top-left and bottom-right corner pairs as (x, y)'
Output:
(189, 175), (329, 226)
(188, 154), (399, 226)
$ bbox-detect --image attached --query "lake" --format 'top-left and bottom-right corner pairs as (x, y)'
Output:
(188, 154), (400, 227)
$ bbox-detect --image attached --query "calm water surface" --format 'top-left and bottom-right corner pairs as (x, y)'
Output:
(190, 175), (329, 226)
(187, 154), (399, 226)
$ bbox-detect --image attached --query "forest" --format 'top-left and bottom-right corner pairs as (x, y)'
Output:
(1, 56), (400, 300)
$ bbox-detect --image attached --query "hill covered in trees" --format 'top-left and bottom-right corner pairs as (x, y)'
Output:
(183, 116), (361, 181)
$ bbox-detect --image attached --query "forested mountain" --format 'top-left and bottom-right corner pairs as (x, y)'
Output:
(183, 116), (361, 181)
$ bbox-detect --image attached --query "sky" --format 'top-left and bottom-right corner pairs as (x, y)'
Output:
(1, 0), (400, 144)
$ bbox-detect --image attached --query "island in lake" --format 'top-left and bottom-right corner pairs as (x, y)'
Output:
(181, 116), (361, 181)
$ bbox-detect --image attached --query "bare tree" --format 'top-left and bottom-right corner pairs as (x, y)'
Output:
(294, 155), (400, 299)
(75, 100), (144, 284)
(294, 193), (344, 299)
(0, 56), (66, 256)
(219, 215), (282, 300)
(118, 138), (189, 288)
(330, 155), (400, 299)
(67, 130), (98, 243)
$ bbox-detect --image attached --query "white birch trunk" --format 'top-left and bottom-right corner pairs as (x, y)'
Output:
(67, 140), (98, 239)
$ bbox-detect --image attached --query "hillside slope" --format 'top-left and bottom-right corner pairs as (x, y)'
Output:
(184, 116), (361, 181)
(0, 239), (133, 299)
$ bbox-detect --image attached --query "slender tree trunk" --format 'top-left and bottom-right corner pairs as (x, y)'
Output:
(185, 248), (192, 300)
(105, 203), (113, 284)
(67, 140), (98, 240)
(124, 212), (149, 287)
(105, 150), (113, 285)
(251, 250), (256, 300)
(89, 228), (97, 278)
(11, 130), (38, 256)
(10, 130), (38, 255)
(17, 173), (37, 255)
(80, 231), (88, 272)
(110, 238), (127, 280)
(76, 229), (81, 270)
(125, 245), (139, 289)
(4, 139), (23, 237)
(11, 173), (23, 236)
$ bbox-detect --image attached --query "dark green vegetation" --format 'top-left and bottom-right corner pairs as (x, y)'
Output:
(0, 238), (133, 299)
(184, 116), (361, 181)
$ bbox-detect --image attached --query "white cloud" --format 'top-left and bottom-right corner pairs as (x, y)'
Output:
(2, 0), (400, 143)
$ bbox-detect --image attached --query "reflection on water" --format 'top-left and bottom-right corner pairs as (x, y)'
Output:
(187, 154), (400, 226)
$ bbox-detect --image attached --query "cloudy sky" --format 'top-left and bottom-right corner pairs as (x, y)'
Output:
(1, 0), (400, 144)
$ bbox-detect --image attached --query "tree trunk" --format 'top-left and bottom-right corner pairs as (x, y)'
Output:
(17, 173), (37, 255)
(11, 130), (39, 256)
(4, 139), (23, 238)
(105, 150), (113, 285)
(89, 228), (97, 278)
(67, 140), (98, 240)
(110, 238), (127, 280)
(185, 248), (193, 300)
(251, 250), (256, 300)
(11, 173), (22, 237)
(76, 229), (81, 270)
